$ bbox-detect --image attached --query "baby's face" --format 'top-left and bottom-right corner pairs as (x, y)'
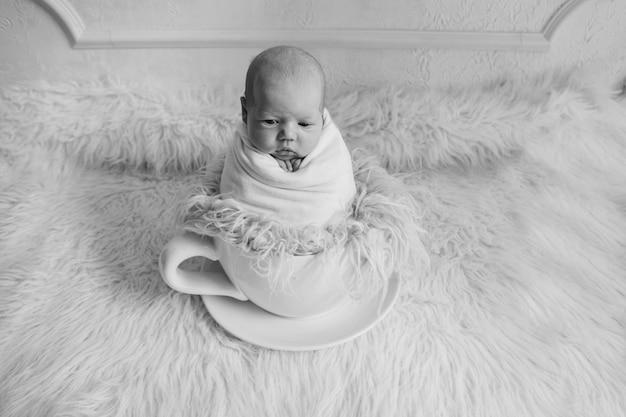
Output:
(242, 77), (324, 161)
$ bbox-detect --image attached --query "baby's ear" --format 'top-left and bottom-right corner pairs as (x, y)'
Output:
(240, 96), (248, 124)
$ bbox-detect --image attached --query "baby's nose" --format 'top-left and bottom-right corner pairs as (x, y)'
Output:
(279, 123), (296, 141)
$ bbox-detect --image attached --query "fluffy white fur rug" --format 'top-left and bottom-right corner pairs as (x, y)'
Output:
(1, 72), (625, 417)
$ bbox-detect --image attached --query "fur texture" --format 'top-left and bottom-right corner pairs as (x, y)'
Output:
(1, 72), (625, 417)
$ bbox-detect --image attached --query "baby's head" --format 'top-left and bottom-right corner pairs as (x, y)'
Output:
(240, 46), (326, 166)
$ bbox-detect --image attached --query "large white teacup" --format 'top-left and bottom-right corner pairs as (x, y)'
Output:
(159, 233), (352, 319)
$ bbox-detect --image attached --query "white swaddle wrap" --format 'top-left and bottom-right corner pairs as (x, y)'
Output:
(220, 109), (357, 227)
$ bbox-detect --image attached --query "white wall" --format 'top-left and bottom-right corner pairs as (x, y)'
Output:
(1, 0), (625, 93)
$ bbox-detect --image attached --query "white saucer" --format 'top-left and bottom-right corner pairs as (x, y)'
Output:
(201, 265), (400, 351)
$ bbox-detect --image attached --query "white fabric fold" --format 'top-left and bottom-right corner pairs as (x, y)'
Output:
(219, 109), (357, 227)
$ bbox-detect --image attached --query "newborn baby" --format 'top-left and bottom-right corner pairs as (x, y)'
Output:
(220, 46), (357, 227)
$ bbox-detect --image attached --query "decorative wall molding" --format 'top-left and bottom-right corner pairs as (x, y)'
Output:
(34, 0), (588, 51)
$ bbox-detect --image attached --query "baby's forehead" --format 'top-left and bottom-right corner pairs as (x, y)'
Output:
(249, 68), (324, 109)
(252, 76), (323, 115)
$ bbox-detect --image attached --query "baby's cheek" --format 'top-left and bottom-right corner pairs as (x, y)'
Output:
(250, 128), (276, 153)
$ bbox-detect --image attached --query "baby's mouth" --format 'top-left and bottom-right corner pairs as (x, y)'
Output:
(272, 149), (298, 160)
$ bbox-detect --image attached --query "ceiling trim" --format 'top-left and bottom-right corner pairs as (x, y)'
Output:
(34, 0), (588, 51)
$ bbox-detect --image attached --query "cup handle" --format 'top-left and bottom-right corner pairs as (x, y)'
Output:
(159, 233), (248, 301)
